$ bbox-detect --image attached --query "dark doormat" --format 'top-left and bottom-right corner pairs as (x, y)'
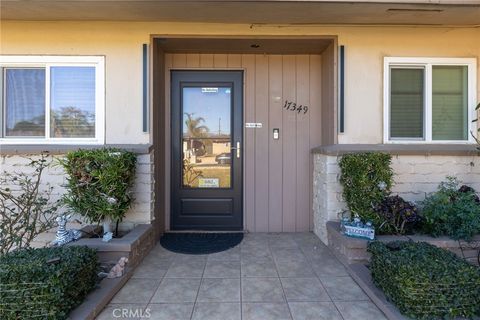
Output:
(160, 233), (244, 255)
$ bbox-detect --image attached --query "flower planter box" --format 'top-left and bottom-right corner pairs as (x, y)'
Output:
(66, 224), (155, 320)
(327, 221), (480, 265)
(68, 268), (135, 320)
(67, 224), (155, 269)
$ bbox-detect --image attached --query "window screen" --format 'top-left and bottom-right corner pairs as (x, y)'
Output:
(432, 66), (468, 141)
(50, 66), (96, 138)
(390, 68), (424, 139)
(4, 68), (46, 137)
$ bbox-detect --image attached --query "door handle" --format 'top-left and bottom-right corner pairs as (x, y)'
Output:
(231, 141), (240, 158)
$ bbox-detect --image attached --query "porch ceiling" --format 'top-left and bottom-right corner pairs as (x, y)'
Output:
(2, 1), (480, 25)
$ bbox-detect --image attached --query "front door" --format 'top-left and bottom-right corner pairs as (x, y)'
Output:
(171, 71), (243, 230)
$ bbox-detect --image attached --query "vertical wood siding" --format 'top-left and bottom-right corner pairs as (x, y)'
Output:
(166, 53), (322, 232)
(282, 55), (297, 232)
(268, 55), (283, 232)
(321, 43), (337, 145)
(309, 55), (323, 229)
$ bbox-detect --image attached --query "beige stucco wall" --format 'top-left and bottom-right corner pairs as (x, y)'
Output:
(338, 27), (480, 144)
(1, 21), (479, 145)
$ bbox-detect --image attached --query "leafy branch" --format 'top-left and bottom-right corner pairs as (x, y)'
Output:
(183, 159), (203, 187)
(0, 153), (60, 255)
(470, 102), (480, 146)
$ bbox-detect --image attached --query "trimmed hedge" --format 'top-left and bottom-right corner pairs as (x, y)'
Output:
(60, 148), (137, 225)
(368, 241), (480, 319)
(0, 246), (98, 320)
(339, 152), (393, 226)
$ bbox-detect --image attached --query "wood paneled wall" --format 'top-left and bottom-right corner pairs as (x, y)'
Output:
(165, 53), (322, 232)
(321, 42), (337, 145)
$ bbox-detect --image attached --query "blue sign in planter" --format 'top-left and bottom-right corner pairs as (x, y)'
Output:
(341, 218), (375, 240)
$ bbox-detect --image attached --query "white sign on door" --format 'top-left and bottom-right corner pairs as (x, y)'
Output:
(245, 123), (263, 128)
(201, 87), (219, 93)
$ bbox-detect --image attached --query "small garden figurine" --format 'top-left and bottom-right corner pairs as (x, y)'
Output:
(107, 257), (129, 278)
(51, 214), (82, 246)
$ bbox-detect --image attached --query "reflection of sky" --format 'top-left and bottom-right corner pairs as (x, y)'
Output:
(50, 67), (95, 117)
(6, 68), (45, 129)
(183, 87), (231, 135)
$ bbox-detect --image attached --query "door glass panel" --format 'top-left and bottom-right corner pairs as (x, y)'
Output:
(182, 86), (232, 188)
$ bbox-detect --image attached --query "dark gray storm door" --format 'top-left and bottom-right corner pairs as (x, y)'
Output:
(171, 70), (243, 230)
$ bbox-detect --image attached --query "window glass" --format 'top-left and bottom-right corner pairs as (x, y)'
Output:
(432, 66), (468, 140)
(50, 66), (95, 138)
(390, 68), (424, 139)
(5, 68), (45, 137)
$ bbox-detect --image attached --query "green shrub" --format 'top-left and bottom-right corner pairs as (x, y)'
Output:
(374, 195), (421, 235)
(0, 246), (98, 320)
(60, 148), (137, 226)
(339, 152), (393, 226)
(0, 153), (60, 254)
(368, 241), (480, 320)
(421, 176), (480, 241)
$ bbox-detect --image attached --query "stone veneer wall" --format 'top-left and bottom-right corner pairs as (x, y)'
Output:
(313, 152), (480, 244)
(0, 151), (154, 247)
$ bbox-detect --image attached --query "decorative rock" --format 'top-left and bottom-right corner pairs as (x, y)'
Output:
(107, 257), (128, 278)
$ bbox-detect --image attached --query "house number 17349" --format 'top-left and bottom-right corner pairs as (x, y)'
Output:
(283, 100), (308, 114)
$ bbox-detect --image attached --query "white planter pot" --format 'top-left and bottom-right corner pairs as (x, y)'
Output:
(103, 218), (113, 234)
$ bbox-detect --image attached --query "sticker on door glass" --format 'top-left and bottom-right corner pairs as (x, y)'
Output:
(201, 87), (218, 93)
(198, 178), (220, 188)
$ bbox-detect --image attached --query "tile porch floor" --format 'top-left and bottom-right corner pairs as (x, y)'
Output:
(97, 233), (386, 320)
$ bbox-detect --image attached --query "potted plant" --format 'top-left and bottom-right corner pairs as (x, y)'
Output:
(60, 148), (137, 237)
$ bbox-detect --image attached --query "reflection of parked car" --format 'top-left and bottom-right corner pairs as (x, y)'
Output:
(215, 152), (231, 164)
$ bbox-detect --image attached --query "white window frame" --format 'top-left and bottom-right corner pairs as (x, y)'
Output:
(0, 55), (105, 145)
(384, 57), (477, 144)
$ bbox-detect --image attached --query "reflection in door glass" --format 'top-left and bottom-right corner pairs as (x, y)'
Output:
(182, 87), (232, 188)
